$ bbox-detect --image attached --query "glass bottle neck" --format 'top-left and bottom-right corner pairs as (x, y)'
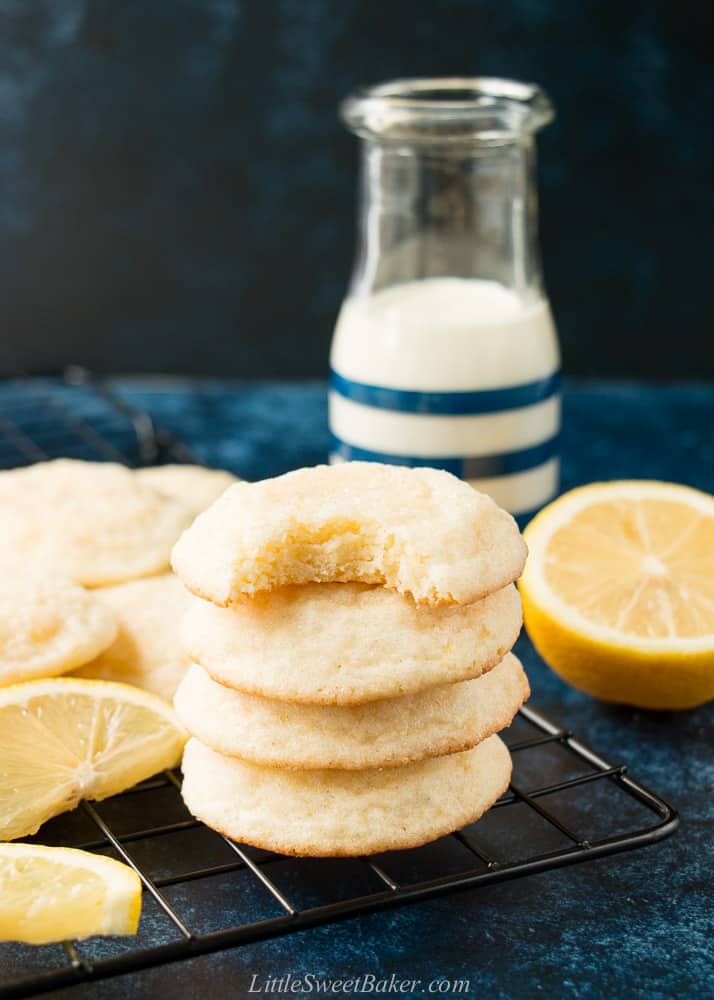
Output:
(349, 138), (545, 301)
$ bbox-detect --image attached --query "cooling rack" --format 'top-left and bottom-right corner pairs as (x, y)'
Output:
(0, 370), (679, 999)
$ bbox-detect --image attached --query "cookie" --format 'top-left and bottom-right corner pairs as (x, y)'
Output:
(180, 734), (511, 856)
(0, 459), (193, 586)
(135, 465), (238, 517)
(171, 462), (526, 607)
(74, 574), (192, 702)
(0, 577), (118, 687)
(175, 653), (528, 770)
(182, 582), (522, 705)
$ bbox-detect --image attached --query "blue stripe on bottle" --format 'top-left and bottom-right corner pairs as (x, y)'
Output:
(329, 369), (561, 415)
(329, 434), (559, 478)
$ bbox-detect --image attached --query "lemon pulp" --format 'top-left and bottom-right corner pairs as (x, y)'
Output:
(0, 843), (141, 943)
(0, 677), (186, 841)
(520, 481), (714, 709)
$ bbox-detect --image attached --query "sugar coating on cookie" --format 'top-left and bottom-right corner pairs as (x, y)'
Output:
(0, 459), (193, 586)
(171, 463), (526, 606)
(0, 577), (118, 686)
(135, 465), (238, 517)
(175, 654), (529, 770)
(181, 734), (512, 856)
(75, 574), (193, 702)
(181, 582), (522, 705)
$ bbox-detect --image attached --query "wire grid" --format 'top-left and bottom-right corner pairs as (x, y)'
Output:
(0, 370), (679, 999)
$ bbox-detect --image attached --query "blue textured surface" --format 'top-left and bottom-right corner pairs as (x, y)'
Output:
(44, 377), (712, 1000)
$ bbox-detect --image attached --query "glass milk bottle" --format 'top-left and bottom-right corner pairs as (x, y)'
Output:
(329, 77), (561, 516)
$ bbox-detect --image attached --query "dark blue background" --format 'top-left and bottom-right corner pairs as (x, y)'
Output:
(1, 0), (712, 377)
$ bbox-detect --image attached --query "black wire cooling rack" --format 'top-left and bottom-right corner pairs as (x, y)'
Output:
(0, 370), (679, 999)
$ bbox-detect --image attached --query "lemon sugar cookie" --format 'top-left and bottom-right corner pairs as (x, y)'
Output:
(180, 734), (512, 857)
(171, 462), (526, 607)
(0, 459), (193, 586)
(0, 577), (118, 687)
(175, 653), (529, 770)
(75, 574), (193, 702)
(172, 460), (527, 856)
(181, 582), (522, 705)
(135, 464), (238, 517)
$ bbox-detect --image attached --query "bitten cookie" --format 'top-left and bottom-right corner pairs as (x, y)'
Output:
(171, 462), (526, 607)
(0, 577), (118, 686)
(181, 582), (522, 705)
(175, 653), (529, 770)
(0, 459), (193, 586)
(135, 465), (238, 517)
(75, 574), (192, 702)
(180, 734), (512, 856)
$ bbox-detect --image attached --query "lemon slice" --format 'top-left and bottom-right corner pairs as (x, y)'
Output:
(520, 481), (714, 709)
(0, 843), (141, 943)
(0, 677), (186, 841)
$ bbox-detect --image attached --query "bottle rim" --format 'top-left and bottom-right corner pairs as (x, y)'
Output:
(340, 77), (554, 145)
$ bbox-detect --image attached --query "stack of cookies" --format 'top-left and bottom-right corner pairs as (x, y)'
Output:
(171, 462), (529, 857)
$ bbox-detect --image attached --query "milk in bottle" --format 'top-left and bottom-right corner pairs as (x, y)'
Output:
(329, 78), (561, 516)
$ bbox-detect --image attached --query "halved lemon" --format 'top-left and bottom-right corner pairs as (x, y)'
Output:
(520, 481), (714, 709)
(0, 677), (186, 841)
(0, 843), (141, 943)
